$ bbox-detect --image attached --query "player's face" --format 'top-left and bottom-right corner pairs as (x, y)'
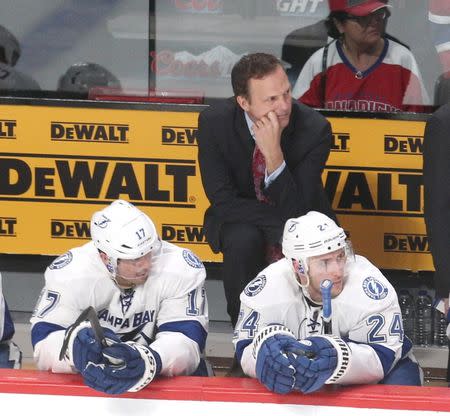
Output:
(306, 249), (347, 302)
(115, 252), (152, 287)
(238, 65), (292, 131)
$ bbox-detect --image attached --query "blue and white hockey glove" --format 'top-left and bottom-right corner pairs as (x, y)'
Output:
(82, 341), (162, 395)
(64, 322), (120, 372)
(252, 324), (305, 394)
(290, 335), (351, 394)
(63, 320), (161, 394)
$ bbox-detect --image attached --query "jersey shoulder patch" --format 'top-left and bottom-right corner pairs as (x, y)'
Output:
(362, 276), (389, 300)
(244, 275), (267, 297)
(182, 249), (204, 269)
(49, 251), (73, 270)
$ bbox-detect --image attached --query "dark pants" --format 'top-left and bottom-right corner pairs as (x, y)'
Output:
(0, 342), (21, 369)
(379, 357), (422, 386)
(221, 223), (270, 327)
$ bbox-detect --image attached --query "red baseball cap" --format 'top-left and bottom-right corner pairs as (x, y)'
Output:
(328, 0), (389, 16)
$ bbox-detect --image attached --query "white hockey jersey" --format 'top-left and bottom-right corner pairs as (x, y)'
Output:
(0, 273), (14, 343)
(30, 241), (208, 376)
(234, 255), (414, 385)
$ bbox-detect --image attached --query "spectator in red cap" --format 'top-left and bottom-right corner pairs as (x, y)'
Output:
(292, 0), (429, 112)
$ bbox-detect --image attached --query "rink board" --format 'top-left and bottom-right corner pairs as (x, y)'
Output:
(0, 370), (449, 415)
(0, 101), (430, 271)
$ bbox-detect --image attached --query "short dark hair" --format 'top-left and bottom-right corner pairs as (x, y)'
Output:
(231, 53), (282, 99)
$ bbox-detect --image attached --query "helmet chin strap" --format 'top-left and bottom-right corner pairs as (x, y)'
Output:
(290, 258), (320, 304)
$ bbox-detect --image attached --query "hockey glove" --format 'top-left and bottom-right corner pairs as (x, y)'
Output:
(253, 324), (305, 394)
(65, 323), (120, 372)
(290, 335), (350, 394)
(82, 342), (161, 395)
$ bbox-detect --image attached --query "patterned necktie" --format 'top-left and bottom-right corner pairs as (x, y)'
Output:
(251, 144), (283, 263)
(252, 145), (269, 203)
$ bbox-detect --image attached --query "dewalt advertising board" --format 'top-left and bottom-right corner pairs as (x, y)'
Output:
(0, 104), (430, 271)
(0, 104), (213, 258)
(326, 117), (428, 271)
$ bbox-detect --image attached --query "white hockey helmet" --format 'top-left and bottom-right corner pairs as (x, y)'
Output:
(282, 211), (347, 274)
(0, 25), (20, 66)
(91, 200), (161, 276)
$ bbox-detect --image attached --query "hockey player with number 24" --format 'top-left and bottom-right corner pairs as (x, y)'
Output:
(233, 211), (422, 394)
(30, 200), (208, 395)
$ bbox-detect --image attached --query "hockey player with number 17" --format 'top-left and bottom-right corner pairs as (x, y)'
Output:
(30, 200), (208, 395)
(233, 211), (422, 394)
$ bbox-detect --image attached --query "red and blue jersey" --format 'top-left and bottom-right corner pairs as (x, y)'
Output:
(293, 38), (429, 112)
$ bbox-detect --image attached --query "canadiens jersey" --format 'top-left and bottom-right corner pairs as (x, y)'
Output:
(292, 38), (429, 112)
(30, 241), (208, 376)
(429, 0), (450, 76)
(0, 273), (14, 343)
(233, 255), (414, 385)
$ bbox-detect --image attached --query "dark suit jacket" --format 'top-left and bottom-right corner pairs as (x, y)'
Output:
(423, 103), (450, 297)
(197, 97), (335, 253)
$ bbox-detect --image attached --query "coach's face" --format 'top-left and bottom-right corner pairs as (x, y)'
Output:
(238, 65), (292, 131)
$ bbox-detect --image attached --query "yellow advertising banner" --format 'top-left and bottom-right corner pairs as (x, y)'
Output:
(327, 117), (428, 271)
(0, 104), (430, 272)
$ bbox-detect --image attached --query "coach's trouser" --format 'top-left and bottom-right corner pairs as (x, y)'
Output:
(220, 223), (273, 328)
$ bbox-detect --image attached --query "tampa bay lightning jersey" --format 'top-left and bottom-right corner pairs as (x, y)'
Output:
(234, 255), (415, 385)
(0, 273), (14, 343)
(30, 241), (208, 376)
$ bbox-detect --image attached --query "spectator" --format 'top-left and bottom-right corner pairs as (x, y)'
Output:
(0, 272), (21, 369)
(428, 0), (450, 105)
(234, 211), (422, 394)
(197, 52), (335, 329)
(292, 0), (429, 112)
(0, 24), (40, 91)
(30, 200), (208, 394)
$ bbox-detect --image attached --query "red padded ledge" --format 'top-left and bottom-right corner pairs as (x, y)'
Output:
(0, 369), (449, 411)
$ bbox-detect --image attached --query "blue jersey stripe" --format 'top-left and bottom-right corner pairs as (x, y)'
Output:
(31, 321), (65, 348)
(1, 301), (15, 342)
(158, 320), (207, 351)
(235, 339), (252, 361)
(344, 337), (395, 375)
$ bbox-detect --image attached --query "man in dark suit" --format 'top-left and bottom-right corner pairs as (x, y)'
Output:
(424, 103), (450, 322)
(197, 53), (335, 328)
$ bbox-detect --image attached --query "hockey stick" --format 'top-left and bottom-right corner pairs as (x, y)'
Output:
(320, 279), (334, 335)
(59, 306), (107, 361)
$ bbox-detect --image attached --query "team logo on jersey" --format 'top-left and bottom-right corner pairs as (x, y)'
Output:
(244, 275), (267, 297)
(49, 251), (73, 270)
(362, 277), (388, 300)
(182, 249), (203, 268)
